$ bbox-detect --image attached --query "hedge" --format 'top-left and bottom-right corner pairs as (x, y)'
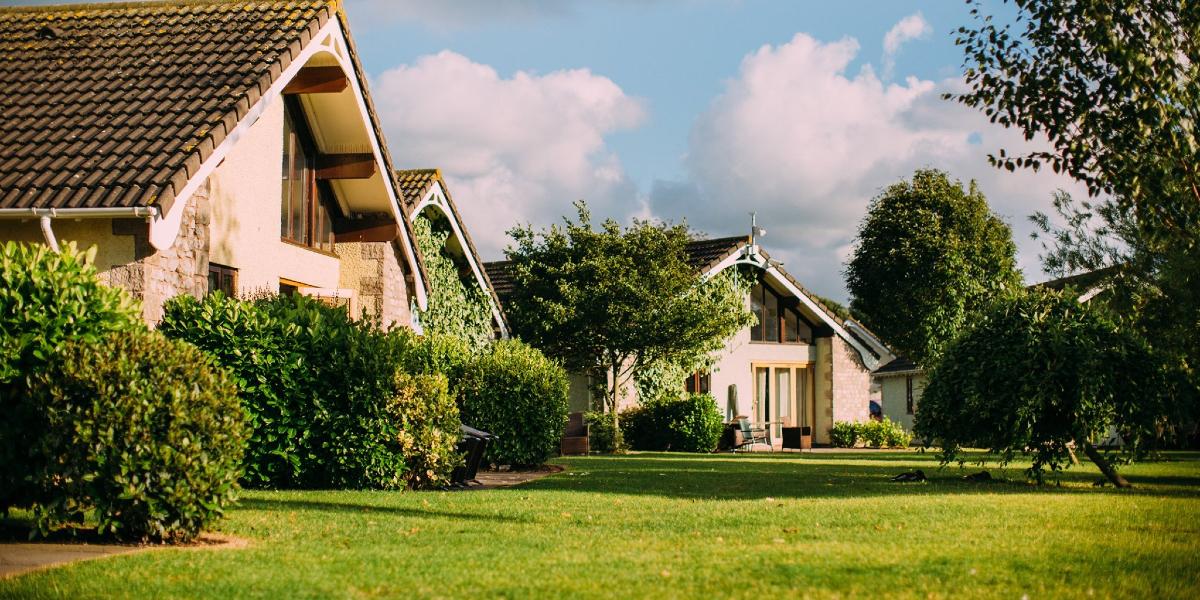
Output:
(25, 331), (246, 541)
(621, 393), (724, 453)
(161, 293), (462, 489)
(458, 339), (569, 467)
(0, 242), (144, 517)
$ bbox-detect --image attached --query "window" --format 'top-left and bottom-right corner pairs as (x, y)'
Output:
(684, 371), (711, 395)
(281, 98), (336, 253)
(207, 263), (237, 296)
(905, 375), (914, 415)
(750, 283), (811, 344)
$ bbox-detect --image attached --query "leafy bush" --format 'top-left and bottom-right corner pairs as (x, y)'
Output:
(585, 411), (620, 454)
(162, 293), (462, 489)
(159, 293), (310, 488)
(0, 242), (143, 514)
(830, 419), (911, 449)
(390, 328), (473, 384)
(621, 393), (724, 453)
(458, 339), (569, 467)
(390, 372), (461, 489)
(830, 421), (860, 448)
(25, 331), (246, 541)
(884, 419), (913, 448)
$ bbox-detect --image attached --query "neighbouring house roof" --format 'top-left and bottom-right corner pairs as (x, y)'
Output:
(1032, 265), (1122, 302)
(484, 259), (515, 300)
(398, 167), (509, 336)
(874, 356), (921, 377)
(685, 235), (750, 272)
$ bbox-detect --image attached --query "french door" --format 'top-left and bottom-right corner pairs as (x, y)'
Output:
(753, 363), (813, 442)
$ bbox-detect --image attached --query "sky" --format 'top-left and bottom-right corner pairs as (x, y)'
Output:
(10, 0), (1088, 301)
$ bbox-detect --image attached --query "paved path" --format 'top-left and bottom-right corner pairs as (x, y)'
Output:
(470, 464), (565, 489)
(0, 543), (143, 579)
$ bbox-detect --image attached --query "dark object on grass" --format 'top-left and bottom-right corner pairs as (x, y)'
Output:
(451, 425), (497, 487)
(963, 471), (992, 482)
(1093, 478), (1109, 487)
(890, 470), (926, 482)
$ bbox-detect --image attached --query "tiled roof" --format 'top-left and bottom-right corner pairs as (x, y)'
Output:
(0, 0), (333, 211)
(483, 260), (515, 300)
(874, 356), (919, 375)
(395, 168), (439, 210)
(685, 235), (750, 272)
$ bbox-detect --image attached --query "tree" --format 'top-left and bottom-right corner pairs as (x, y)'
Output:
(845, 169), (1022, 365)
(504, 202), (753, 440)
(951, 0), (1200, 424)
(915, 290), (1173, 487)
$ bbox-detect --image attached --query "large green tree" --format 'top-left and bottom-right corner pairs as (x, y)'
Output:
(504, 202), (753, 435)
(845, 169), (1022, 366)
(951, 0), (1200, 423)
(916, 290), (1173, 487)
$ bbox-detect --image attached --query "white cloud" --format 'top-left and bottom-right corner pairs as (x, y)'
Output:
(650, 25), (1088, 300)
(372, 51), (647, 257)
(881, 12), (932, 79)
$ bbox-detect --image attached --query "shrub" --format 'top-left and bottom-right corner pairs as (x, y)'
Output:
(585, 411), (620, 453)
(160, 293), (310, 488)
(831, 419), (911, 449)
(390, 372), (461, 489)
(26, 331), (246, 541)
(621, 393), (724, 453)
(883, 419), (913, 448)
(458, 339), (569, 467)
(0, 242), (142, 514)
(162, 293), (462, 489)
(830, 421), (859, 448)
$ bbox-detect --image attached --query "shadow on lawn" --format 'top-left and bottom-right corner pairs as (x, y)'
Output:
(528, 452), (1200, 501)
(236, 498), (531, 524)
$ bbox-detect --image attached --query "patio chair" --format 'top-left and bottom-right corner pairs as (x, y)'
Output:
(735, 418), (772, 452)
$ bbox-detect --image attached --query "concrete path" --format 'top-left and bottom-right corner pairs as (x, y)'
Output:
(0, 542), (143, 579)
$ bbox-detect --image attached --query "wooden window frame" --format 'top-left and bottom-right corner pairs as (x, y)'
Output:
(684, 371), (711, 395)
(750, 282), (812, 345)
(281, 97), (337, 254)
(207, 263), (238, 297)
(905, 375), (915, 415)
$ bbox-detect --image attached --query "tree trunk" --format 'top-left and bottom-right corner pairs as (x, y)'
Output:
(608, 363), (625, 451)
(1066, 442), (1080, 466)
(1082, 441), (1132, 488)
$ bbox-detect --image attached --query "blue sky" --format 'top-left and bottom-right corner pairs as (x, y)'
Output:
(351, 1), (975, 190)
(9, 0), (1072, 301)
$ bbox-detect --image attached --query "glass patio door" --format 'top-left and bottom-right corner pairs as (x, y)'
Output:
(753, 363), (812, 444)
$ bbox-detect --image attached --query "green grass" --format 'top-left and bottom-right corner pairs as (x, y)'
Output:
(3, 451), (1199, 599)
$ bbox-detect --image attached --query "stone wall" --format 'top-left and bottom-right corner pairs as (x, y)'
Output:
(336, 240), (411, 328)
(111, 185), (211, 324)
(830, 335), (872, 424)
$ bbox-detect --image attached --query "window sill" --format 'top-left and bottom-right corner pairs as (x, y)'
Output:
(748, 341), (812, 346)
(281, 237), (339, 259)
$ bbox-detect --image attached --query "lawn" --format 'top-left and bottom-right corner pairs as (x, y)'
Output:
(3, 451), (1199, 599)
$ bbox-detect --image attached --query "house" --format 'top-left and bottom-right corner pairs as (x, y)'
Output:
(395, 168), (508, 338)
(873, 266), (1120, 434)
(485, 232), (895, 447)
(0, 0), (439, 328)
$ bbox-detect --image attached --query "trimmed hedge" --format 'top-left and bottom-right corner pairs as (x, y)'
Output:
(26, 331), (246, 541)
(621, 393), (724, 453)
(0, 242), (142, 511)
(830, 419), (911, 448)
(458, 339), (569, 467)
(161, 293), (462, 489)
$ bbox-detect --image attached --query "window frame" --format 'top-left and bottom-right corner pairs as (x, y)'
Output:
(750, 282), (812, 345)
(207, 263), (238, 297)
(905, 375), (915, 415)
(280, 96), (338, 255)
(684, 371), (712, 395)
